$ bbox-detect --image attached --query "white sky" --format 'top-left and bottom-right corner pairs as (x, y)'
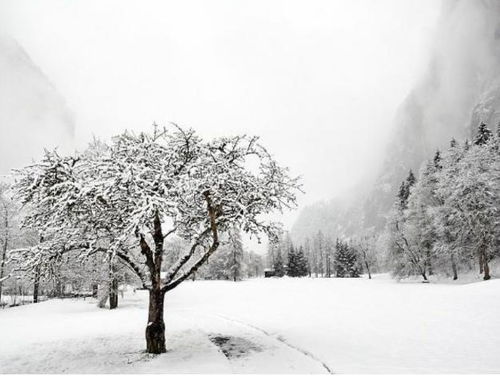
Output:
(0, 0), (441, 236)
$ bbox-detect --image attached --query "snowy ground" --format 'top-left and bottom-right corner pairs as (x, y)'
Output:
(1, 295), (48, 307)
(1, 274), (500, 373)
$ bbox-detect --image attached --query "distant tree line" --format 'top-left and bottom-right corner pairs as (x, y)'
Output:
(267, 231), (370, 278)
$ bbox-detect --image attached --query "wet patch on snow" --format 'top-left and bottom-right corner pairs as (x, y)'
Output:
(208, 334), (262, 359)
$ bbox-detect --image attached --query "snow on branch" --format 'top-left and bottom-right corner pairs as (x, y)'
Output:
(12, 124), (302, 292)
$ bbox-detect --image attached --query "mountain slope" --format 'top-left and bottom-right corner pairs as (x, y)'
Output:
(0, 35), (74, 175)
(292, 0), (500, 242)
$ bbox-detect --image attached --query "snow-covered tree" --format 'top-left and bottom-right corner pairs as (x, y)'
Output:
(351, 232), (378, 279)
(387, 169), (431, 281)
(386, 203), (429, 281)
(286, 245), (298, 277)
(0, 183), (39, 302)
(287, 245), (308, 277)
(386, 123), (499, 281)
(405, 153), (443, 277)
(436, 128), (499, 280)
(334, 239), (359, 278)
(432, 139), (469, 279)
(11, 124), (301, 353)
(397, 170), (416, 210)
(474, 123), (493, 146)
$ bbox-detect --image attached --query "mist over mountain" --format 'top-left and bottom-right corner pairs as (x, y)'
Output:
(0, 35), (74, 175)
(292, 0), (500, 243)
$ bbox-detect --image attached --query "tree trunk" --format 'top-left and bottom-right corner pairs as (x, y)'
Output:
(55, 278), (62, 298)
(364, 261), (372, 279)
(326, 254), (331, 278)
(109, 277), (118, 309)
(146, 288), (166, 354)
(108, 261), (118, 309)
(450, 255), (458, 280)
(483, 261), (491, 280)
(481, 246), (491, 280)
(426, 249), (433, 276)
(0, 245), (6, 303)
(421, 271), (428, 282)
(92, 283), (98, 298)
(0, 208), (8, 303)
(479, 252), (484, 274)
(33, 265), (41, 303)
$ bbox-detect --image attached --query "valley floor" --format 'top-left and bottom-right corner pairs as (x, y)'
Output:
(1, 274), (500, 373)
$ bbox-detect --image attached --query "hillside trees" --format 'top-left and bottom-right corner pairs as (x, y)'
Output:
(438, 134), (499, 279)
(11, 125), (301, 353)
(386, 123), (500, 281)
(387, 169), (431, 281)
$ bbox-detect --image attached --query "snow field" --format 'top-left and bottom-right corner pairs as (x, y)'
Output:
(1, 274), (500, 373)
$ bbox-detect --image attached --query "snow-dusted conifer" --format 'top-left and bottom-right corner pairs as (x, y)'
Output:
(474, 123), (493, 146)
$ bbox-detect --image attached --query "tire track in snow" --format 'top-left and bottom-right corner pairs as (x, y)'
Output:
(212, 313), (334, 374)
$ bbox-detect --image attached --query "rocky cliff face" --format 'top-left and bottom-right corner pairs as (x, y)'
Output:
(292, 0), (500, 242)
(0, 35), (74, 175)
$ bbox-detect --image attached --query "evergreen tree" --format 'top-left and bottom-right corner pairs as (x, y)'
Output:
(334, 240), (359, 278)
(398, 181), (408, 209)
(433, 150), (441, 169)
(407, 169), (416, 187)
(474, 123), (492, 146)
(286, 244), (309, 277)
(295, 246), (309, 277)
(397, 170), (416, 210)
(287, 245), (298, 277)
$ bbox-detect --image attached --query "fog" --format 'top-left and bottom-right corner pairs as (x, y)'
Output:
(0, 0), (441, 230)
(291, 0), (500, 244)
